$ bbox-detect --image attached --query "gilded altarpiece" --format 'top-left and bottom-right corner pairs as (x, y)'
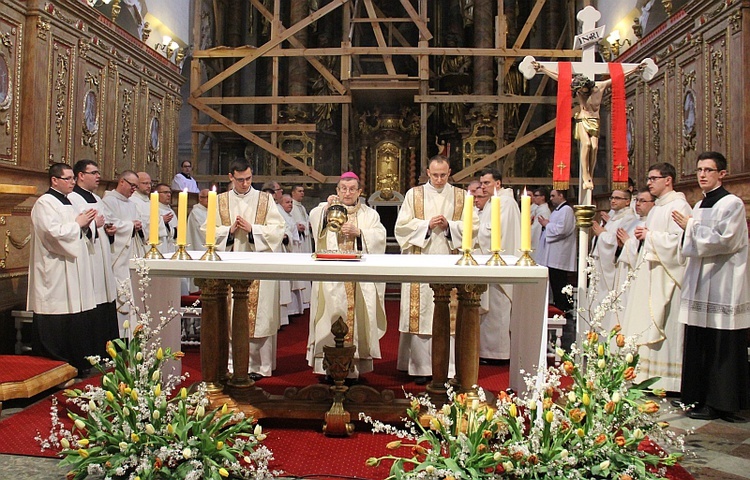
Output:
(0, 11), (22, 166)
(618, 0), (749, 206)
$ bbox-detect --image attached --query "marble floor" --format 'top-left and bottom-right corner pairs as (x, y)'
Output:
(1, 396), (748, 480)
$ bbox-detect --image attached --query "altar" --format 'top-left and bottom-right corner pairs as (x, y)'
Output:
(137, 252), (548, 421)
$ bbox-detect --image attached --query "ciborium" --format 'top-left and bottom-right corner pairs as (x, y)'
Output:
(326, 199), (348, 233)
(573, 205), (597, 229)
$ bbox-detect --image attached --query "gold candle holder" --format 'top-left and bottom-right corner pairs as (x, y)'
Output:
(200, 244), (222, 261)
(144, 243), (164, 259)
(515, 249), (537, 266)
(171, 244), (193, 260)
(485, 250), (507, 266)
(573, 205), (597, 229)
(455, 249), (478, 266)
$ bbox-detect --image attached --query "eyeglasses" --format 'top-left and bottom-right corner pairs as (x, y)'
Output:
(123, 178), (138, 189)
(694, 167), (719, 174)
(646, 176), (665, 182)
(274, 188), (283, 192)
(531, 193), (543, 197)
(337, 186), (361, 193)
(82, 170), (101, 176)
(232, 175), (252, 184)
(157, 190), (172, 195)
(56, 176), (75, 182)
(635, 199), (654, 204)
(609, 196), (628, 201)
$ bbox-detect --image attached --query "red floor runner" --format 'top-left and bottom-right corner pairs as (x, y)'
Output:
(0, 300), (693, 480)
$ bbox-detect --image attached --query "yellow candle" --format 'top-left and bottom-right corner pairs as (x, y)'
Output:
(176, 188), (188, 245)
(149, 191), (159, 245)
(491, 195), (501, 252)
(461, 194), (474, 252)
(521, 189), (531, 251)
(205, 187), (217, 245)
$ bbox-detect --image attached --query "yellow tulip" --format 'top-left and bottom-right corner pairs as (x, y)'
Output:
(154, 384), (162, 397)
(131, 433), (140, 443)
(221, 403), (228, 415)
(77, 449), (89, 458)
(60, 438), (70, 449)
(218, 468), (229, 478)
(77, 439), (89, 447)
(216, 441), (224, 450)
(545, 410), (554, 423)
(180, 387), (187, 399)
(582, 393), (591, 406)
(386, 440), (402, 450)
(105, 391), (115, 402)
(156, 347), (164, 361)
(509, 403), (518, 418)
(597, 344), (604, 357)
(130, 389), (138, 401)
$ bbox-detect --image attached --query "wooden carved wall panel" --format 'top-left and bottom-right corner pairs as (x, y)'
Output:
(707, 38), (726, 150)
(0, 12), (22, 166)
(46, 36), (77, 165)
(76, 52), (108, 159)
(145, 91), (164, 172)
(115, 76), (138, 176)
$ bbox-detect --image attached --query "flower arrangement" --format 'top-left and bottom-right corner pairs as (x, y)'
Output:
(362, 260), (687, 479)
(38, 260), (276, 480)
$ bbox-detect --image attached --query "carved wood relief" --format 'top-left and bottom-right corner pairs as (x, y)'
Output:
(0, 11), (22, 165)
(47, 38), (76, 165)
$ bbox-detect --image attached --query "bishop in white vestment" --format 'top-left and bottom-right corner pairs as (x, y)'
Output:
(621, 163), (691, 392)
(307, 173), (387, 378)
(204, 160), (285, 378)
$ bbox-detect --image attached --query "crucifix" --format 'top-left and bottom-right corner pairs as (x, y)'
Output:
(519, 5), (658, 201)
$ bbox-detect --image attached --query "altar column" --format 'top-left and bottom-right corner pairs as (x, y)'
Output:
(455, 284), (487, 396)
(426, 284), (453, 401)
(228, 280), (252, 388)
(196, 278), (229, 391)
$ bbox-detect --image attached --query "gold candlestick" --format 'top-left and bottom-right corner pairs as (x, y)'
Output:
(171, 244), (193, 260)
(455, 249), (478, 266)
(515, 249), (537, 266)
(200, 244), (222, 261)
(144, 243), (164, 259)
(485, 250), (507, 266)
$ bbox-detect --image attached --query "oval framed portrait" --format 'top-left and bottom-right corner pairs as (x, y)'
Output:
(83, 90), (98, 134)
(683, 90), (696, 135)
(149, 116), (160, 152)
(0, 54), (11, 110)
(626, 118), (634, 157)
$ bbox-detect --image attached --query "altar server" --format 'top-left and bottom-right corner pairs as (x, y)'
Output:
(68, 159), (119, 357)
(621, 162), (691, 392)
(537, 189), (576, 313)
(530, 187), (551, 261)
(307, 172), (387, 379)
(277, 194), (300, 320)
(101, 170), (146, 337)
(395, 155), (478, 385)
(290, 185), (312, 308)
(171, 160), (199, 193)
(476, 168), (521, 362)
(615, 189), (655, 270)
(205, 158), (285, 380)
(187, 189), (209, 251)
(673, 151), (749, 421)
(28, 163), (99, 370)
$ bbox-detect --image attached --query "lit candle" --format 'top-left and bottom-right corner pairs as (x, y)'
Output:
(521, 188), (531, 251)
(205, 187), (217, 245)
(490, 189), (502, 252)
(461, 193), (474, 252)
(149, 191), (159, 245)
(176, 188), (188, 245)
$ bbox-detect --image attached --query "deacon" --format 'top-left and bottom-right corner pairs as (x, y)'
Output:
(101, 170), (146, 336)
(28, 163), (98, 371)
(537, 189), (576, 313)
(171, 160), (199, 193)
(69, 160), (119, 357)
(476, 168), (521, 362)
(395, 155), (477, 385)
(673, 151), (749, 421)
(621, 162), (691, 392)
(588, 189), (637, 331)
(307, 172), (387, 379)
(290, 185), (312, 309)
(205, 158), (285, 380)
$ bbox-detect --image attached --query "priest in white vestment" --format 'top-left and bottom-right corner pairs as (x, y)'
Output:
(69, 160), (119, 358)
(673, 152), (749, 421)
(307, 172), (387, 378)
(616, 189), (656, 272)
(155, 183), (178, 254)
(588, 189), (638, 332)
(530, 187), (551, 262)
(28, 163), (99, 370)
(621, 163), (691, 392)
(395, 155), (478, 385)
(203, 159), (285, 379)
(101, 170), (146, 337)
(277, 194), (300, 321)
(131, 172), (152, 237)
(476, 169), (521, 361)
(186, 189), (209, 293)
(290, 185), (312, 308)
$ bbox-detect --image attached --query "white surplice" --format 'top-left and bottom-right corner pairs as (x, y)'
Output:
(186, 203), (207, 293)
(476, 188), (521, 359)
(307, 201), (387, 377)
(621, 189), (691, 391)
(277, 205), (299, 320)
(206, 188), (285, 377)
(530, 202), (551, 262)
(291, 199), (312, 306)
(394, 182), (477, 376)
(157, 203), (177, 254)
(589, 206), (638, 332)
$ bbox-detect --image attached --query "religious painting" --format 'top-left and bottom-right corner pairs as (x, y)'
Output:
(637, 0), (689, 37)
(682, 89), (697, 154)
(149, 116), (160, 153)
(0, 54), (10, 110)
(83, 90), (98, 135)
(626, 118), (634, 158)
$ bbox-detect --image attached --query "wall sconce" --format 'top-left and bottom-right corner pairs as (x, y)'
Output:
(605, 30), (631, 58)
(155, 36), (179, 60)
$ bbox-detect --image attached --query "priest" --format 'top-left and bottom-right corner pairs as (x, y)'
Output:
(672, 151), (749, 421)
(204, 158), (285, 380)
(476, 168), (521, 362)
(588, 189), (638, 331)
(101, 170), (146, 337)
(395, 155), (477, 385)
(186, 189), (209, 293)
(28, 163), (98, 371)
(290, 185), (312, 309)
(154, 183), (177, 254)
(69, 159), (119, 358)
(621, 162), (691, 392)
(277, 193), (300, 321)
(307, 172), (387, 379)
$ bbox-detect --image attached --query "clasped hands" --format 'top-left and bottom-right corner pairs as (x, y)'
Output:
(230, 215), (252, 234)
(428, 214), (449, 231)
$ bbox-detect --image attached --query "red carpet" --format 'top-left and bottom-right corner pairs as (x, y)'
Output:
(0, 300), (693, 480)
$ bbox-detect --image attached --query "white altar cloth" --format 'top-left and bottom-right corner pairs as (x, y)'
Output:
(135, 252), (549, 392)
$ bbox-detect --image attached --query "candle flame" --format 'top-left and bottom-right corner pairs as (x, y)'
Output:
(494, 187), (500, 197)
(523, 187), (528, 196)
(211, 185), (216, 192)
(183, 187), (188, 193)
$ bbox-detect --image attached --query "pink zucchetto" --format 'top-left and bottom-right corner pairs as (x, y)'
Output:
(340, 171), (359, 181)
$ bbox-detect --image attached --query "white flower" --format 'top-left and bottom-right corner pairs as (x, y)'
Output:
(626, 353), (634, 363)
(145, 423), (155, 435)
(599, 459), (610, 470)
(612, 391), (621, 403)
(183, 447), (192, 459)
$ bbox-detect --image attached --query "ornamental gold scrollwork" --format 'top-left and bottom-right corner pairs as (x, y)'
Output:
(0, 219), (32, 269)
(147, 103), (162, 164)
(37, 20), (50, 41)
(650, 88), (661, 157)
(54, 50), (70, 142)
(710, 43), (725, 144)
(121, 88), (133, 156)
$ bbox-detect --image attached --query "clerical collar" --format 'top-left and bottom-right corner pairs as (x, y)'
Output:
(46, 188), (72, 205)
(554, 201), (567, 211)
(700, 185), (729, 209)
(73, 184), (97, 203)
(180, 172), (192, 180)
(232, 187), (252, 197)
(425, 182), (445, 194)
